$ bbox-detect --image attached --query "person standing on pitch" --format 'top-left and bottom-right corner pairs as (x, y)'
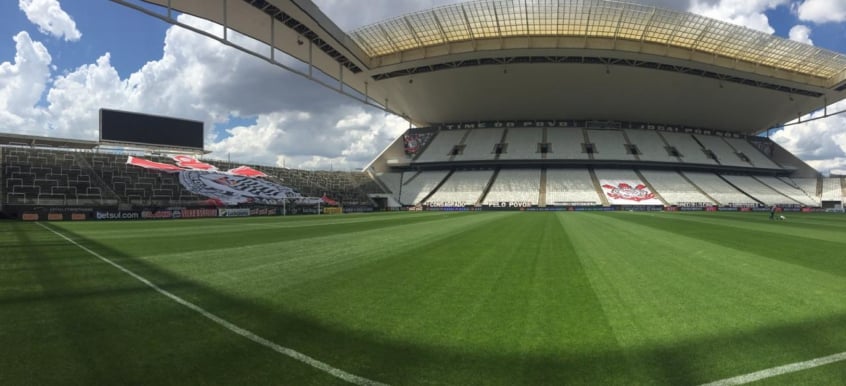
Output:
(769, 205), (776, 220)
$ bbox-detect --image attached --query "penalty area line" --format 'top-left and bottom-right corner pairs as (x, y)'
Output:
(36, 222), (387, 386)
(700, 351), (846, 386)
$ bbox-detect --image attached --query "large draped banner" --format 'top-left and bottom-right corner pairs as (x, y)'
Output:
(127, 156), (300, 205)
(600, 180), (662, 205)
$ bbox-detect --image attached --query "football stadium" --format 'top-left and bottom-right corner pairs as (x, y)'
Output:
(3, 0), (846, 384)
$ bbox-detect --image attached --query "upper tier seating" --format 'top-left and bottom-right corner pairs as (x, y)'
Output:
(662, 132), (717, 165)
(415, 130), (466, 163)
(546, 128), (589, 160)
(624, 130), (679, 163)
(499, 128), (543, 160)
(724, 138), (781, 169)
(694, 135), (751, 167)
(587, 130), (635, 161)
(452, 128), (504, 162)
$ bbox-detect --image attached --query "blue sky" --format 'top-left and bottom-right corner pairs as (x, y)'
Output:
(1, 0), (846, 172)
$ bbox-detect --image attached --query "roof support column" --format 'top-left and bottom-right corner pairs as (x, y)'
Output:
(222, 0), (227, 42)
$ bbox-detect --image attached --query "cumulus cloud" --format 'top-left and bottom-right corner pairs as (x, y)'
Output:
(688, 0), (789, 33)
(771, 99), (846, 173)
(788, 24), (814, 44)
(796, 0), (846, 24)
(0, 13), (406, 170)
(18, 0), (81, 41)
(0, 31), (51, 133)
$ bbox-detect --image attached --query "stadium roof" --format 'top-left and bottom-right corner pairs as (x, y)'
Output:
(350, 0), (846, 81)
(116, 0), (846, 134)
(0, 133), (99, 149)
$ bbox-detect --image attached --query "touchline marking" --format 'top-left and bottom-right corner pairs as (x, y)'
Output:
(36, 222), (387, 386)
(700, 351), (846, 386)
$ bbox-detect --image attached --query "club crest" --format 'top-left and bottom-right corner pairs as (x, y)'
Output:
(602, 182), (655, 202)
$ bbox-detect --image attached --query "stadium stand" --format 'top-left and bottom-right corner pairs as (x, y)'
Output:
(1, 146), (381, 208)
(694, 135), (751, 167)
(821, 178), (844, 202)
(499, 128), (543, 160)
(662, 132), (717, 165)
(790, 177), (820, 200)
(593, 169), (664, 205)
(724, 138), (782, 169)
(682, 172), (757, 206)
(755, 176), (819, 207)
(720, 175), (798, 206)
(482, 169), (541, 206)
(399, 170), (450, 205)
(587, 130), (635, 161)
(415, 130), (467, 163)
(624, 130), (679, 163)
(545, 169), (602, 205)
(452, 128), (504, 162)
(639, 170), (715, 206)
(375, 172), (402, 195)
(426, 170), (494, 206)
(546, 128), (590, 160)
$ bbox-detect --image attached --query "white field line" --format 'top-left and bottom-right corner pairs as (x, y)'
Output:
(35, 222), (387, 386)
(700, 351), (846, 386)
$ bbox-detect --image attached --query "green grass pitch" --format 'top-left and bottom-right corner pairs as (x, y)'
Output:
(2, 211), (846, 385)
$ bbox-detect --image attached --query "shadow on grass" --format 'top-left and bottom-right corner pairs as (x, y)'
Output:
(20, 222), (846, 386)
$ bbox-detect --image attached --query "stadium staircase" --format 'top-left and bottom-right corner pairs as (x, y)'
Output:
(419, 170), (454, 204)
(538, 168), (547, 207)
(582, 129), (595, 161)
(621, 131), (641, 162)
(816, 177), (823, 197)
(588, 168), (610, 206)
(448, 130), (473, 162)
(476, 169), (500, 206)
(494, 129), (509, 161)
(541, 127), (549, 160)
(679, 172), (720, 205)
(692, 135), (722, 166)
(635, 170), (668, 206)
(656, 132), (683, 162)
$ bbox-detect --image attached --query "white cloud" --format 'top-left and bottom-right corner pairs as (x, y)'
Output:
(788, 24), (814, 44)
(771, 99), (846, 174)
(796, 0), (846, 23)
(18, 0), (81, 41)
(688, 0), (789, 33)
(0, 31), (51, 133)
(0, 13), (407, 170)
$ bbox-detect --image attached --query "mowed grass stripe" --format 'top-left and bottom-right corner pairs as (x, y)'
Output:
(5, 212), (846, 385)
(609, 212), (846, 277)
(1, 223), (352, 386)
(560, 212), (846, 384)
